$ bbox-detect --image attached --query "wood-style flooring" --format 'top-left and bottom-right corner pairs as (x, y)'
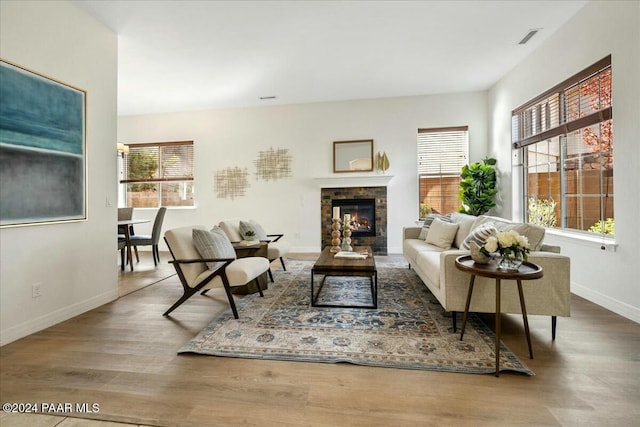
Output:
(1, 252), (639, 427)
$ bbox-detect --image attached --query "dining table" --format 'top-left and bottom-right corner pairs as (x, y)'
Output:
(118, 219), (150, 271)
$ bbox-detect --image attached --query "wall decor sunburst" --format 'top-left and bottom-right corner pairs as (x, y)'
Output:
(214, 166), (249, 200)
(254, 147), (292, 181)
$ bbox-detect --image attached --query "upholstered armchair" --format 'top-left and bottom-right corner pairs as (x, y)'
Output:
(219, 219), (291, 282)
(163, 225), (270, 318)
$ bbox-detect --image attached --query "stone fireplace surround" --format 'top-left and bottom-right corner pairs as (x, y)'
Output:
(321, 186), (387, 255)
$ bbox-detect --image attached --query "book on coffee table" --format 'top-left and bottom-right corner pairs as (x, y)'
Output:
(334, 251), (367, 259)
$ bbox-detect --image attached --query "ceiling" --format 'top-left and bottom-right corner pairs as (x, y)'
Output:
(73, 1), (587, 116)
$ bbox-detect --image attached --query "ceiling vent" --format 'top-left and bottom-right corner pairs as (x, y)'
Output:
(518, 29), (540, 45)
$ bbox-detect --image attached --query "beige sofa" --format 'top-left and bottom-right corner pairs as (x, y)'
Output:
(403, 213), (570, 338)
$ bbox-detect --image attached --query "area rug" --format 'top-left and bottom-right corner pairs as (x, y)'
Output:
(179, 259), (533, 375)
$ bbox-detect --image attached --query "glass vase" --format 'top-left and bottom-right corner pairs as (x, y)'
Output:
(497, 252), (524, 271)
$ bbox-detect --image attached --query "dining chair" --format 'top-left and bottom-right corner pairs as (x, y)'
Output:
(129, 207), (167, 266)
(118, 237), (126, 271)
(117, 207), (135, 236)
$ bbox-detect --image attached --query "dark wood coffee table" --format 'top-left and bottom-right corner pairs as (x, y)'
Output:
(455, 255), (543, 377)
(311, 246), (377, 309)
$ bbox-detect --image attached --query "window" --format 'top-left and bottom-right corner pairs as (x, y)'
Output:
(513, 56), (613, 236)
(120, 141), (194, 208)
(418, 126), (468, 218)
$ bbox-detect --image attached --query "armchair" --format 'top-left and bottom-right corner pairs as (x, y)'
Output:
(219, 219), (291, 282)
(164, 226), (270, 318)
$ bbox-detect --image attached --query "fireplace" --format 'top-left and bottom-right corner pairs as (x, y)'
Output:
(332, 198), (376, 237)
(321, 186), (387, 255)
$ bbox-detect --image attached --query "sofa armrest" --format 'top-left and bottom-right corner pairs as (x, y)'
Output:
(441, 251), (570, 317)
(540, 243), (561, 253)
(403, 226), (422, 240)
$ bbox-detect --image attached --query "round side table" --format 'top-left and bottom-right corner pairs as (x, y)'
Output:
(455, 255), (543, 377)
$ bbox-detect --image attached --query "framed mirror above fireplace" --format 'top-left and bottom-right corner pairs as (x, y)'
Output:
(333, 139), (374, 173)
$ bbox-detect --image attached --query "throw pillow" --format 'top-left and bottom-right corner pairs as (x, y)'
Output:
(418, 213), (452, 240)
(461, 222), (498, 250)
(425, 218), (459, 250)
(239, 220), (258, 240)
(249, 220), (269, 240)
(193, 227), (237, 270)
(450, 212), (478, 249)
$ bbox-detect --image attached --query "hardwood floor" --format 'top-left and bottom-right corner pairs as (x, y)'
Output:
(1, 252), (639, 427)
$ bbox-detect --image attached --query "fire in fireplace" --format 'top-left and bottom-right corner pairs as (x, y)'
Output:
(332, 198), (376, 237)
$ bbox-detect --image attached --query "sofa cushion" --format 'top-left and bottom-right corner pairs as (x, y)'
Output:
(403, 238), (442, 262)
(425, 218), (459, 250)
(418, 213), (451, 240)
(193, 227), (237, 270)
(450, 213), (478, 249)
(415, 250), (442, 289)
(474, 215), (546, 251)
(461, 222), (498, 250)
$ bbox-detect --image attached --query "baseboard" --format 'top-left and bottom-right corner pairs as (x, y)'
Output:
(572, 282), (640, 324)
(0, 289), (119, 347)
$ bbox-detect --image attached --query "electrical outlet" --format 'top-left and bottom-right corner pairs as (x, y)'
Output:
(295, 233), (301, 239)
(32, 283), (42, 298)
(105, 197), (112, 207)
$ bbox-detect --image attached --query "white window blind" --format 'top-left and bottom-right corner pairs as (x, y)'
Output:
(418, 126), (468, 175)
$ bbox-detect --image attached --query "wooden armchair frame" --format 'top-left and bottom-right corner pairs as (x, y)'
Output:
(164, 237), (264, 318)
(263, 233), (287, 282)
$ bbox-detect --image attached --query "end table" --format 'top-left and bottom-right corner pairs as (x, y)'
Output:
(455, 255), (543, 377)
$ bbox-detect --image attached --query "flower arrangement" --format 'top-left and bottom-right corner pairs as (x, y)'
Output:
(481, 230), (530, 259)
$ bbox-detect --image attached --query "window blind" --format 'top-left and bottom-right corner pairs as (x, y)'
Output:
(121, 141), (194, 184)
(512, 55), (612, 148)
(418, 126), (468, 175)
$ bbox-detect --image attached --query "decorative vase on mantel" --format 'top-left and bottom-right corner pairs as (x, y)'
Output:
(496, 252), (524, 271)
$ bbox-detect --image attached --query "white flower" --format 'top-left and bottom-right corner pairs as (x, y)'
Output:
(481, 230), (530, 258)
(484, 236), (498, 253)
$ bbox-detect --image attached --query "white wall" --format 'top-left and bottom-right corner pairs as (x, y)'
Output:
(0, 1), (118, 345)
(487, 1), (640, 322)
(118, 92), (488, 255)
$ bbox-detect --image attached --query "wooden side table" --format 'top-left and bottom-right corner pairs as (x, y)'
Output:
(231, 242), (269, 295)
(455, 255), (543, 377)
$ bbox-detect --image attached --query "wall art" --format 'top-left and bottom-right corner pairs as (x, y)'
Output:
(254, 147), (292, 181)
(0, 60), (86, 227)
(214, 166), (249, 200)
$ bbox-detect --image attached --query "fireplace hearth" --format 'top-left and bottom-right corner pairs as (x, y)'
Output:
(332, 199), (375, 237)
(321, 186), (387, 255)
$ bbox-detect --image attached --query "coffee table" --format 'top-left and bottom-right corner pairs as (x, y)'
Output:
(311, 246), (377, 309)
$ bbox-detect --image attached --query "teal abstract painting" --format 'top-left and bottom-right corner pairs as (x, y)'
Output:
(0, 60), (86, 227)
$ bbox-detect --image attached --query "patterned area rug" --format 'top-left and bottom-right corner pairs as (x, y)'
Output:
(179, 259), (533, 375)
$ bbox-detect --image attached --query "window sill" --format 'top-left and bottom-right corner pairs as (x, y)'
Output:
(123, 205), (197, 210)
(545, 228), (617, 252)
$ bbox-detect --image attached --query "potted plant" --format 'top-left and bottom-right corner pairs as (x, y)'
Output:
(244, 230), (258, 241)
(458, 157), (497, 216)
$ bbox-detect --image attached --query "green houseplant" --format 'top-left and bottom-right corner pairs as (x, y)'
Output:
(458, 157), (497, 216)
